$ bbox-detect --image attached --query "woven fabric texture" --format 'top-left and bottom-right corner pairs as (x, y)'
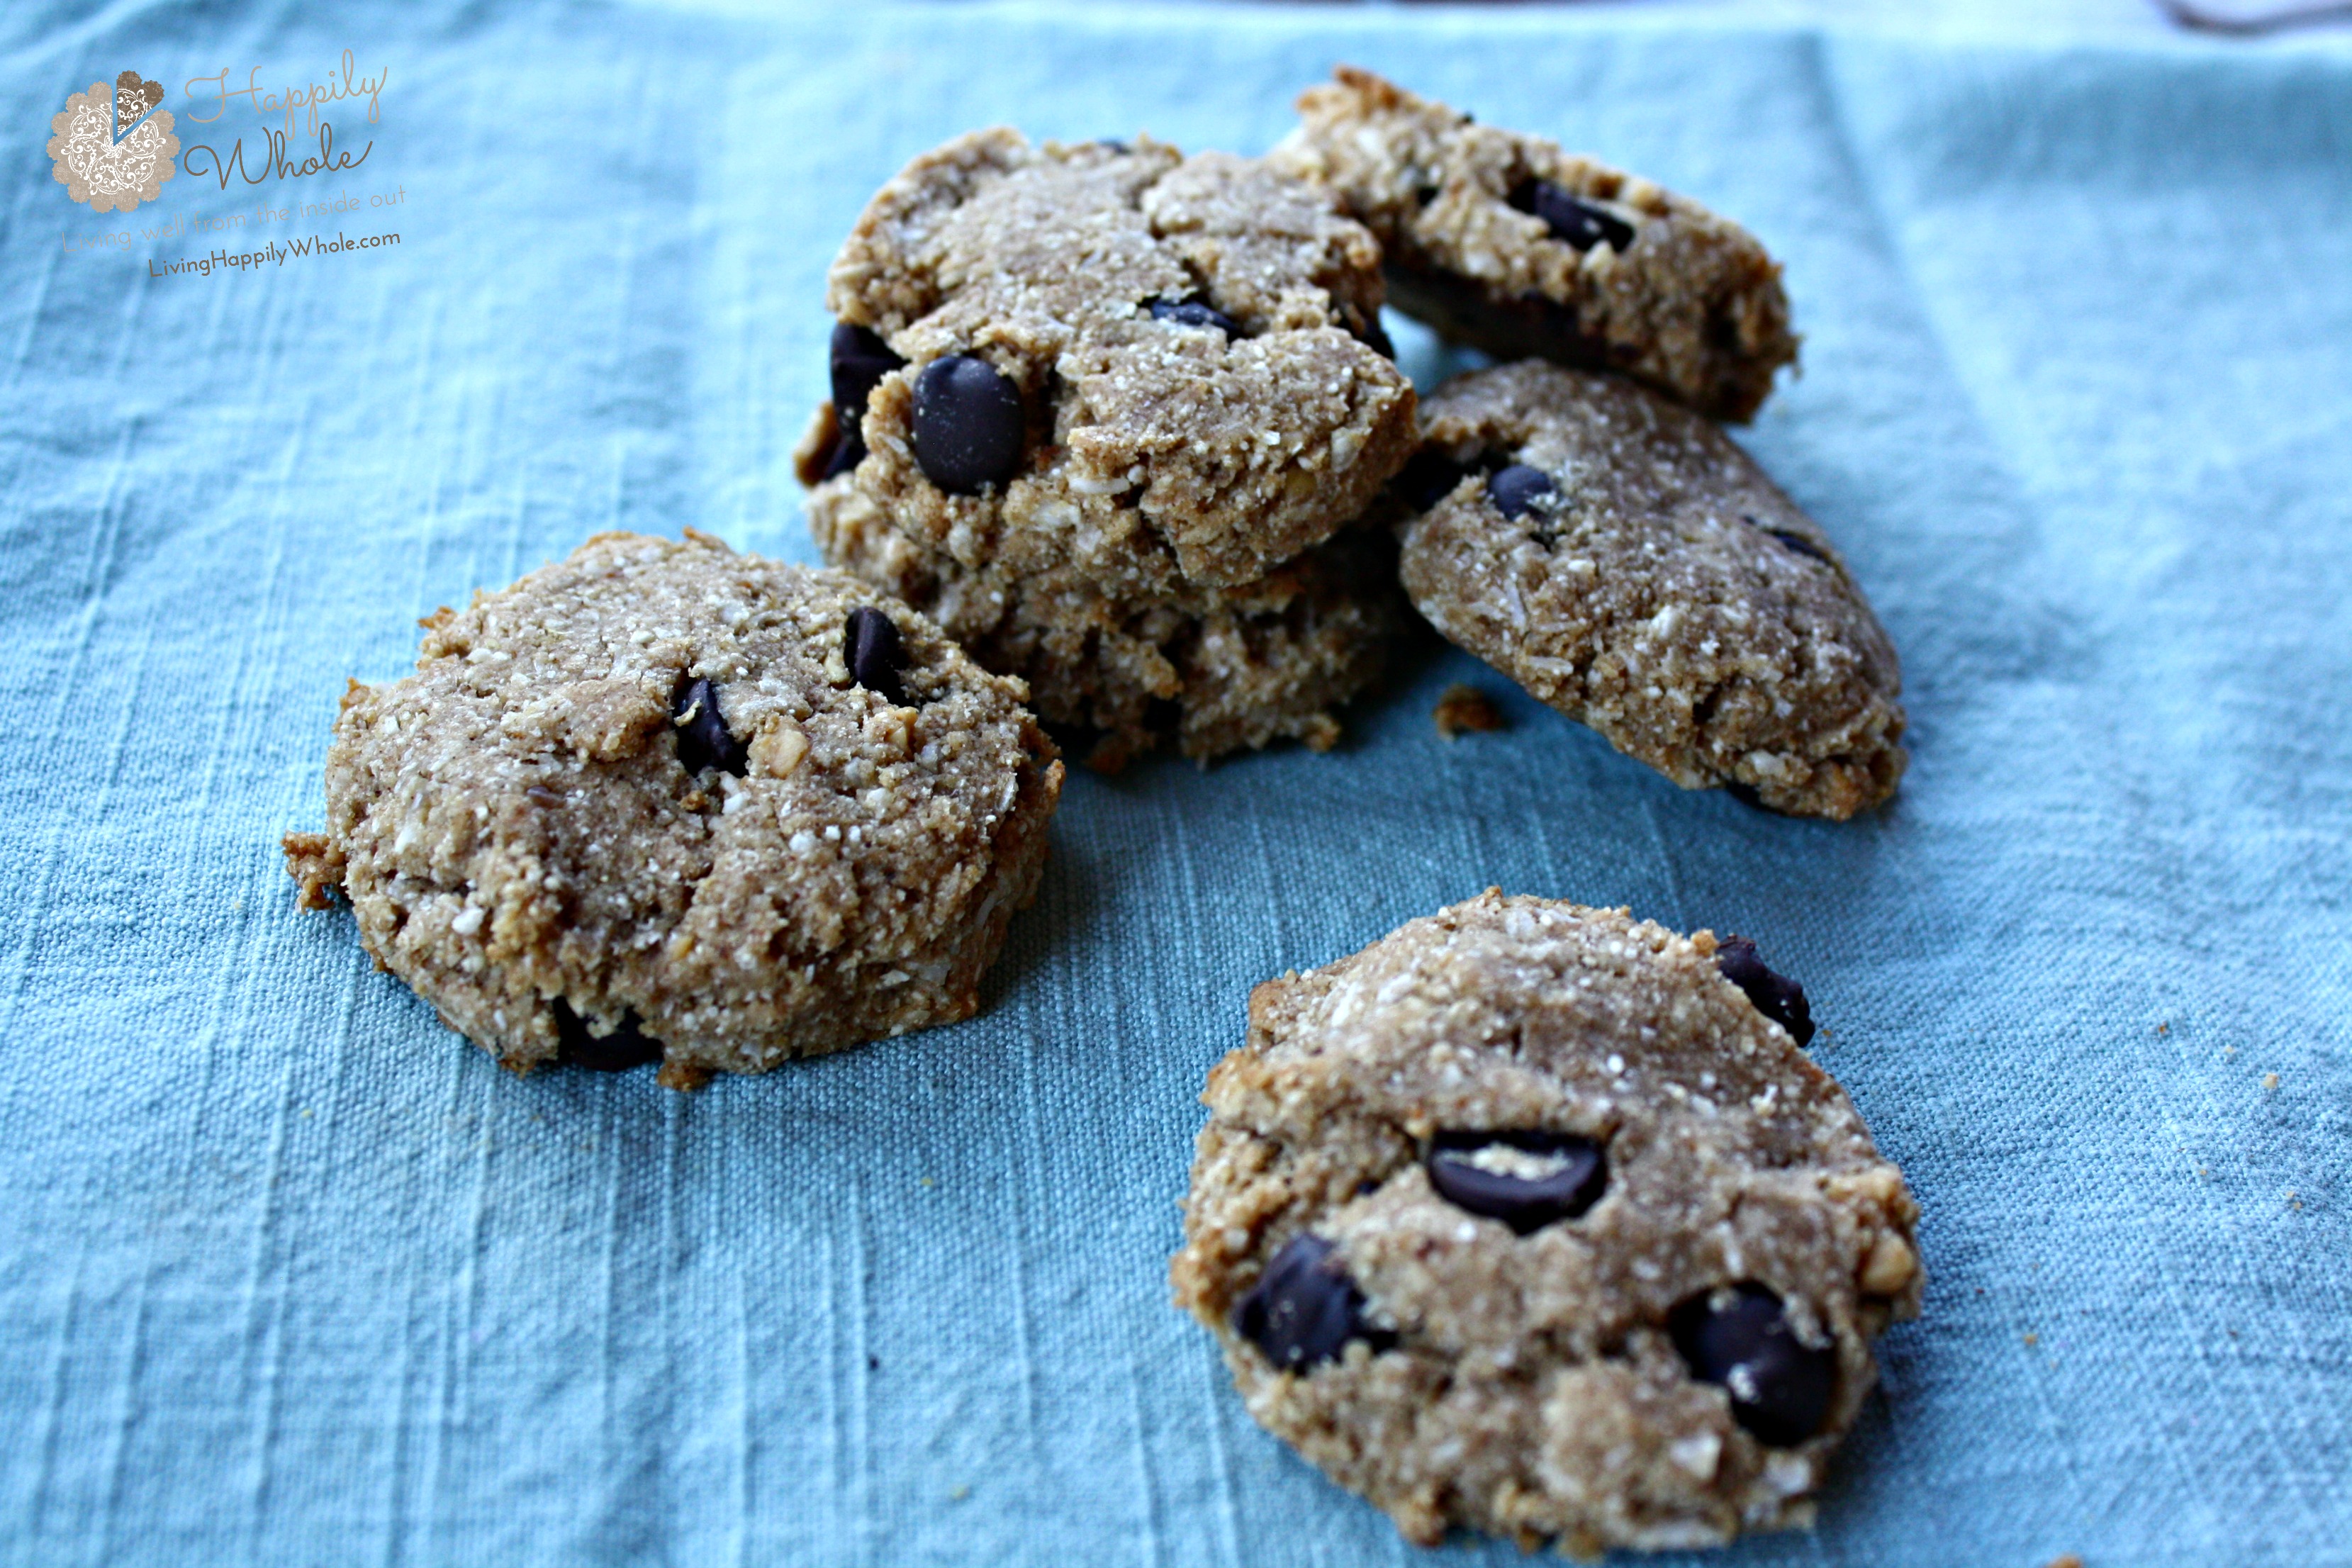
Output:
(1, 2), (2348, 1563)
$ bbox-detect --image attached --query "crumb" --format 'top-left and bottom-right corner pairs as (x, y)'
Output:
(919, 1176), (936, 1188)
(2261, 1072), (2280, 1090)
(1433, 683), (1507, 739)
(2044, 1555), (2084, 1568)
(948, 1484), (970, 1502)
(2022, 1332), (2039, 1347)
(2286, 1189), (2300, 1209)
(2156, 1021), (2168, 1034)
(2224, 1045), (2236, 1056)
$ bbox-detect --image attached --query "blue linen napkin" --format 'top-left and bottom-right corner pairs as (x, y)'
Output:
(1, 2), (2347, 1563)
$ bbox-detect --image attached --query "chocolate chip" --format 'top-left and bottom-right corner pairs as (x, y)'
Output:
(1487, 464), (1557, 520)
(1148, 298), (1242, 337)
(827, 323), (905, 477)
(672, 676), (747, 776)
(1355, 311), (1395, 359)
(912, 354), (1025, 495)
(1715, 936), (1815, 1046)
(554, 999), (662, 1073)
(1232, 1233), (1390, 1372)
(1509, 179), (1637, 253)
(1669, 1283), (1836, 1446)
(844, 606), (906, 705)
(1398, 450), (1469, 510)
(1427, 1131), (1607, 1234)
(1096, 138), (1130, 153)
(1740, 514), (1831, 563)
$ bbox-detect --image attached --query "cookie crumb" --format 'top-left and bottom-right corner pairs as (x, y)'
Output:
(947, 1484), (970, 1502)
(2044, 1555), (2085, 1568)
(2261, 1072), (2280, 1090)
(2155, 1021), (2168, 1034)
(2022, 1332), (2039, 1347)
(1433, 683), (1507, 739)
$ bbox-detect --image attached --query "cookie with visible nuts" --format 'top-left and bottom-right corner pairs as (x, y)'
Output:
(802, 128), (1420, 767)
(281, 530), (1062, 1087)
(1272, 67), (1798, 422)
(814, 128), (1416, 590)
(1396, 362), (1905, 819)
(1172, 891), (1920, 1555)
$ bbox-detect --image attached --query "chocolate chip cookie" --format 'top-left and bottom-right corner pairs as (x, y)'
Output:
(281, 531), (1063, 1088)
(1272, 68), (1798, 422)
(1172, 892), (1921, 1554)
(815, 128), (1416, 590)
(1395, 362), (1905, 819)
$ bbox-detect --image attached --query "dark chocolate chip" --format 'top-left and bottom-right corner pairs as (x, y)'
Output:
(1096, 138), (1130, 153)
(822, 428), (863, 480)
(844, 606), (907, 705)
(1487, 463), (1558, 520)
(1427, 1131), (1607, 1234)
(672, 676), (747, 776)
(1232, 1233), (1391, 1372)
(1148, 297), (1243, 337)
(1715, 936), (1815, 1046)
(554, 999), (662, 1073)
(1355, 311), (1395, 359)
(1397, 450), (1469, 510)
(912, 354), (1025, 494)
(1508, 179), (1637, 253)
(1669, 1283), (1836, 1446)
(831, 323), (903, 421)
(1740, 514), (1830, 563)
(827, 323), (905, 476)
(1413, 183), (1440, 207)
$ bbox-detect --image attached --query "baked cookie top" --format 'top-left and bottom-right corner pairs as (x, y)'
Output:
(822, 129), (1417, 588)
(1172, 892), (1921, 1555)
(1396, 362), (1905, 819)
(1271, 68), (1798, 422)
(284, 531), (1062, 1087)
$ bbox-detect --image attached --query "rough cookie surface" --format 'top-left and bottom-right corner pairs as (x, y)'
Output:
(1272, 68), (1798, 422)
(1172, 892), (1921, 1555)
(803, 438), (1406, 768)
(1397, 362), (1905, 819)
(821, 128), (1416, 589)
(281, 531), (1063, 1087)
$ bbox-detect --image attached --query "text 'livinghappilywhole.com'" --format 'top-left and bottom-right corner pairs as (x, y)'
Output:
(148, 229), (400, 277)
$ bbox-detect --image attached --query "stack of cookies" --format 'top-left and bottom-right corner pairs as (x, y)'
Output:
(798, 68), (1908, 818)
(793, 128), (1421, 770)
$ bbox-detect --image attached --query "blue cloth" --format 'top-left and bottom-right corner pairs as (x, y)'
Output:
(3, 3), (2348, 1563)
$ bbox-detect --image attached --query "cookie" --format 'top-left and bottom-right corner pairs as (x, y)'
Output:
(1172, 892), (1921, 1555)
(1394, 362), (1905, 819)
(281, 531), (1063, 1088)
(814, 128), (1416, 590)
(803, 422), (1408, 768)
(1271, 68), (1798, 422)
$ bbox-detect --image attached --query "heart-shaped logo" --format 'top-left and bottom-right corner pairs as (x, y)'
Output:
(49, 71), (179, 213)
(113, 69), (164, 142)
